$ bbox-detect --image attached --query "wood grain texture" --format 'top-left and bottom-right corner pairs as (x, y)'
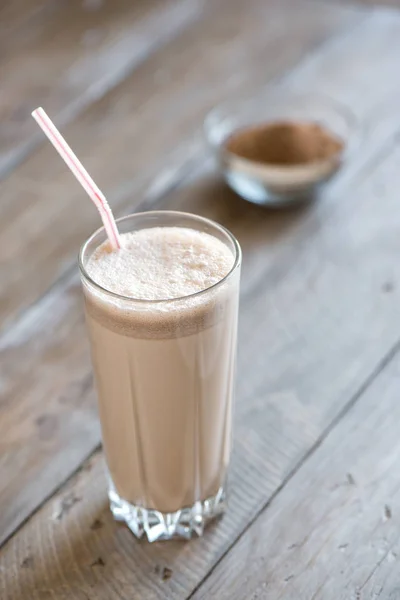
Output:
(0, 0), (203, 178)
(332, 0), (400, 6)
(3, 70), (400, 600)
(0, 1), (365, 548)
(0, 0), (56, 33)
(192, 344), (400, 599)
(0, 0), (360, 330)
(3, 3), (400, 598)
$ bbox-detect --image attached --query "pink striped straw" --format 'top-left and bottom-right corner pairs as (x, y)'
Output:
(32, 107), (121, 250)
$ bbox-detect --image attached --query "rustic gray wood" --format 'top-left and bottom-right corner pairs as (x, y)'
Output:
(0, 0), (358, 330)
(2, 1), (400, 598)
(0, 0), (365, 548)
(0, 0), (202, 178)
(191, 343), (400, 599)
(4, 20), (400, 599)
(3, 139), (400, 598)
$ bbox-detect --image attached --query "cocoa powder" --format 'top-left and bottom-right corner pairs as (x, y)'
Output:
(225, 121), (344, 166)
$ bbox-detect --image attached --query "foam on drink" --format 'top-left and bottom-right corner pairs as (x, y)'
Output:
(86, 227), (234, 300)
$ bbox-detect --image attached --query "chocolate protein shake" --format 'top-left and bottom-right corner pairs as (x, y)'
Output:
(79, 211), (241, 541)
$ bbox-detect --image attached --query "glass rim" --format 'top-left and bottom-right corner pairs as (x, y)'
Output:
(78, 210), (242, 305)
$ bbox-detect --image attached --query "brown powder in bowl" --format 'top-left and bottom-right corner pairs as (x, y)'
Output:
(224, 121), (344, 166)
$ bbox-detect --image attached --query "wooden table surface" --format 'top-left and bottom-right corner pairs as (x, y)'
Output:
(2, 0), (400, 598)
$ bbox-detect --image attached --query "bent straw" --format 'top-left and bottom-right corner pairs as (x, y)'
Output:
(32, 107), (121, 250)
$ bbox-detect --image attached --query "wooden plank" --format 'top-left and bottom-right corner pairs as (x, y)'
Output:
(4, 60), (400, 600)
(0, 0), (360, 330)
(333, 0), (400, 6)
(0, 0), (203, 177)
(2, 136), (400, 598)
(361, 514), (400, 596)
(2, 3), (396, 549)
(0, 2), (363, 547)
(191, 350), (400, 599)
(0, 0), (55, 33)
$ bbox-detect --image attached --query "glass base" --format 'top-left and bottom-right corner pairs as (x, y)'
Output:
(108, 486), (226, 542)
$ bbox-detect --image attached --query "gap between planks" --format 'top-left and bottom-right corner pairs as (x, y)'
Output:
(0, 2), (366, 331)
(3, 116), (400, 598)
(0, 0), (204, 180)
(188, 331), (400, 599)
(0, 4), (394, 552)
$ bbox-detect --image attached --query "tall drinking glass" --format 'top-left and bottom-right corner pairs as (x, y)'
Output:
(79, 211), (241, 541)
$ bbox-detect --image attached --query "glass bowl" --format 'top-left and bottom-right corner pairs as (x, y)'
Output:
(204, 89), (359, 207)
